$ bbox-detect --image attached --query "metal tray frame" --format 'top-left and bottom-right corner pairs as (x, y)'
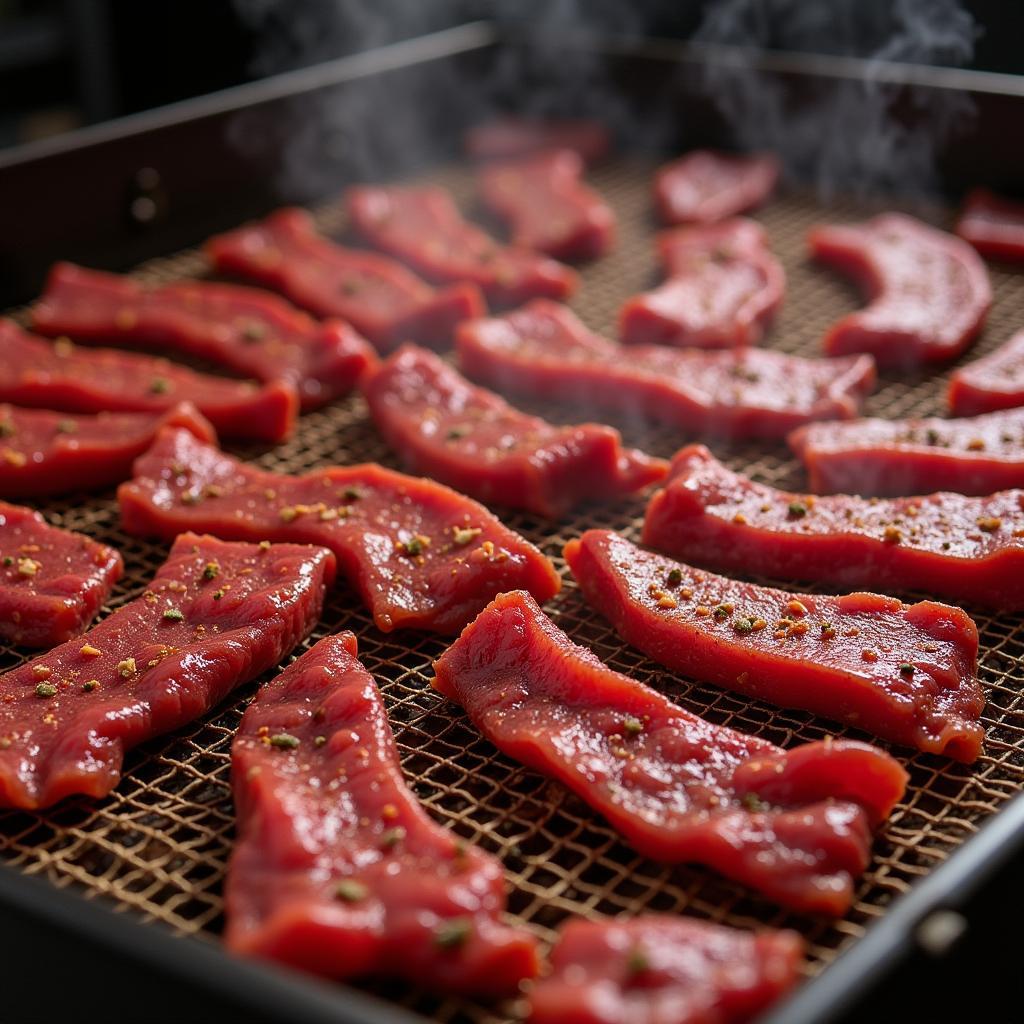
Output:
(2, 20), (1024, 1022)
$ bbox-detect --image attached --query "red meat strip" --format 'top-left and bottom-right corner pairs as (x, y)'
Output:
(465, 117), (611, 163)
(949, 331), (1024, 416)
(0, 502), (123, 649)
(363, 345), (666, 517)
(655, 151), (779, 225)
(206, 208), (485, 352)
(0, 533), (334, 809)
(347, 185), (578, 306)
(565, 530), (982, 761)
(528, 915), (803, 1024)
(955, 188), (1024, 262)
(810, 213), (991, 367)
(31, 262), (377, 411)
(478, 148), (615, 261)
(790, 407), (1024, 496)
(433, 590), (907, 915)
(0, 320), (296, 442)
(226, 633), (538, 995)
(0, 401), (214, 498)
(456, 300), (875, 439)
(644, 444), (1024, 613)
(119, 427), (560, 633)
(619, 218), (784, 348)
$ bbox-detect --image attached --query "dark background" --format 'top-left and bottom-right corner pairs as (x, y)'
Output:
(1, 0), (1022, 150)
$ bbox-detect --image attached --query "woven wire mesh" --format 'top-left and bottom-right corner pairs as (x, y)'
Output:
(2, 159), (1023, 1023)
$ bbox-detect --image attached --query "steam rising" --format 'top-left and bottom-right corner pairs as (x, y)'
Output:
(227, 0), (979, 202)
(692, 0), (979, 198)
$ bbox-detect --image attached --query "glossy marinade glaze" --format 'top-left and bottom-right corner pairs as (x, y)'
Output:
(119, 427), (560, 634)
(433, 590), (908, 915)
(0, 319), (297, 442)
(206, 207), (485, 352)
(644, 444), (1024, 611)
(566, 530), (983, 761)
(619, 218), (784, 349)
(227, 633), (538, 996)
(32, 262), (377, 411)
(0, 502), (123, 649)
(0, 401), (214, 498)
(790, 407), (1024, 496)
(0, 533), (335, 809)
(363, 345), (666, 517)
(457, 301), (875, 439)
(528, 915), (803, 1024)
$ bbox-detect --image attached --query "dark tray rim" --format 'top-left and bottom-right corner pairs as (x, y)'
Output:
(3, 18), (1024, 1023)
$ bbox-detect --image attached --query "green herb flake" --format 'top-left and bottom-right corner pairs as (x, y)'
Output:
(269, 733), (300, 749)
(380, 826), (406, 849)
(741, 792), (768, 813)
(666, 567), (683, 587)
(149, 377), (171, 395)
(446, 425), (469, 441)
(82, 680), (99, 693)
(712, 603), (733, 622)
(202, 562), (219, 581)
(452, 526), (481, 546)
(732, 616), (755, 635)
(241, 322), (266, 342)
(787, 501), (807, 519)
(162, 608), (184, 622)
(342, 487), (362, 502)
(626, 947), (650, 975)
(622, 715), (644, 737)
(314, 735), (327, 747)
(212, 588), (225, 601)
(2, 556), (12, 567)
(899, 662), (915, 676)
(334, 879), (368, 903)
(35, 682), (57, 698)
(434, 917), (472, 950)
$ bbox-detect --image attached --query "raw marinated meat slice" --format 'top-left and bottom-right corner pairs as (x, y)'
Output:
(527, 915), (803, 1024)
(478, 148), (615, 260)
(457, 300), (875, 439)
(0, 401), (215, 498)
(644, 444), (1024, 613)
(619, 218), (784, 348)
(363, 345), (666, 517)
(655, 151), (779, 225)
(790, 408), (1024, 497)
(0, 502), (123, 649)
(226, 633), (538, 995)
(432, 590), (908, 915)
(949, 331), (1024, 416)
(347, 184), (578, 306)
(0, 320), (297, 442)
(31, 262), (377, 411)
(119, 427), (560, 634)
(566, 530), (983, 761)
(955, 188), (1024, 262)
(810, 213), (991, 367)
(0, 533), (335, 810)
(206, 208), (485, 352)
(465, 118), (611, 163)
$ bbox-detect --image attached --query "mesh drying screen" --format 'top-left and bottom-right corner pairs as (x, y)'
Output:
(2, 159), (1023, 1024)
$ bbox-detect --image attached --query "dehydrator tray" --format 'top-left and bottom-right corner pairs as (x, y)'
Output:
(3, 159), (1024, 1023)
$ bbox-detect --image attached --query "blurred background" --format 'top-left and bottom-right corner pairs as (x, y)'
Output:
(1, 0), (1021, 150)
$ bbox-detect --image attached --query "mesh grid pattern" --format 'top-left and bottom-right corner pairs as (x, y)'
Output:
(2, 160), (1023, 1023)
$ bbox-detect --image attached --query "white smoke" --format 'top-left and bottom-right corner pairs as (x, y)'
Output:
(692, 0), (979, 199)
